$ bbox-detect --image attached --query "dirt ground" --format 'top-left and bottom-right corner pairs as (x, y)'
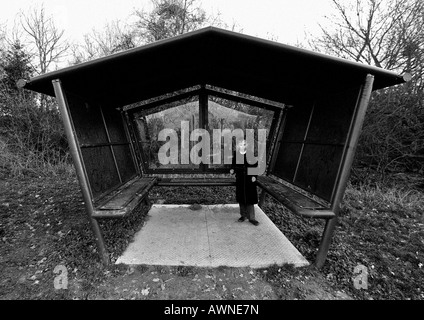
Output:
(66, 264), (352, 300)
(0, 174), (354, 300)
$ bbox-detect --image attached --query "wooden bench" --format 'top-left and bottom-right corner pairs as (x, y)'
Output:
(156, 177), (236, 187)
(256, 176), (335, 219)
(93, 176), (157, 218)
(91, 174), (333, 220)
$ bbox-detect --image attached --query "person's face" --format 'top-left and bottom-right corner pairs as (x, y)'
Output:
(238, 140), (247, 154)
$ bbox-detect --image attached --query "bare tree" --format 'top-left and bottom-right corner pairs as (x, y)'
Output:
(0, 24), (5, 81)
(71, 0), (236, 64)
(0, 23), (6, 51)
(310, 0), (423, 91)
(71, 20), (136, 64)
(20, 5), (69, 75)
(133, 0), (208, 43)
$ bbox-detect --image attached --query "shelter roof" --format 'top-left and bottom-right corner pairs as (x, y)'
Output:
(20, 27), (408, 106)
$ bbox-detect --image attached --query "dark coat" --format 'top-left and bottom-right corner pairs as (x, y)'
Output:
(231, 151), (258, 205)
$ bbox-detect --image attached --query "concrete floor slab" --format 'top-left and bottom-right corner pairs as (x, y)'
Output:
(116, 204), (309, 268)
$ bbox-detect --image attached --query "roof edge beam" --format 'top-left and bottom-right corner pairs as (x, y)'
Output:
(207, 88), (286, 112)
(122, 86), (202, 112)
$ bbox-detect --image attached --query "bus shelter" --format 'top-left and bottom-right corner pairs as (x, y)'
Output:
(19, 27), (408, 267)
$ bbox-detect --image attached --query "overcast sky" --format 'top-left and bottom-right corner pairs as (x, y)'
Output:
(0, 0), (334, 46)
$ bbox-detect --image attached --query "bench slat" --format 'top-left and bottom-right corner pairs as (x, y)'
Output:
(157, 178), (236, 186)
(257, 176), (324, 209)
(93, 177), (157, 218)
(257, 176), (335, 219)
(99, 178), (155, 210)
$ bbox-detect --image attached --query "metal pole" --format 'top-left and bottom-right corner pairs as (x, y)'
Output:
(315, 74), (375, 268)
(99, 106), (122, 183)
(121, 111), (141, 175)
(199, 85), (208, 172)
(52, 79), (110, 265)
(293, 101), (315, 183)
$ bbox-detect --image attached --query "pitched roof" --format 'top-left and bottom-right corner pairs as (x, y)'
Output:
(20, 26), (408, 107)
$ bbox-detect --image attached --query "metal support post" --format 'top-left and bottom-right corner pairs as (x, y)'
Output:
(52, 79), (110, 265)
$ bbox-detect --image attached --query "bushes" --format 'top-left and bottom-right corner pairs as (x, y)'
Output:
(0, 39), (71, 177)
(355, 86), (424, 176)
(0, 93), (71, 177)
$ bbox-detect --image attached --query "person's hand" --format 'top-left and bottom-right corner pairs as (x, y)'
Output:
(252, 176), (256, 182)
(230, 169), (234, 175)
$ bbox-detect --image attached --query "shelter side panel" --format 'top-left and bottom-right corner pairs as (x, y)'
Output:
(81, 146), (121, 198)
(272, 87), (361, 202)
(112, 144), (136, 183)
(294, 144), (344, 201)
(66, 93), (126, 199)
(306, 88), (360, 145)
(102, 106), (137, 182)
(66, 94), (108, 145)
(296, 87), (361, 201)
(101, 105), (129, 143)
(272, 98), (313, 182)
(272, 142), (302, 181)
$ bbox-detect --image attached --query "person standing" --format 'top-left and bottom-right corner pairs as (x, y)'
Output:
(230, 140), (259, 226)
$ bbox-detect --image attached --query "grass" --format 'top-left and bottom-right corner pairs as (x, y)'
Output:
(0, 141), (72, 178)
(331, 179), (424, 299)
(0, 165), (423, 300)
(264, 172), (424, 299)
